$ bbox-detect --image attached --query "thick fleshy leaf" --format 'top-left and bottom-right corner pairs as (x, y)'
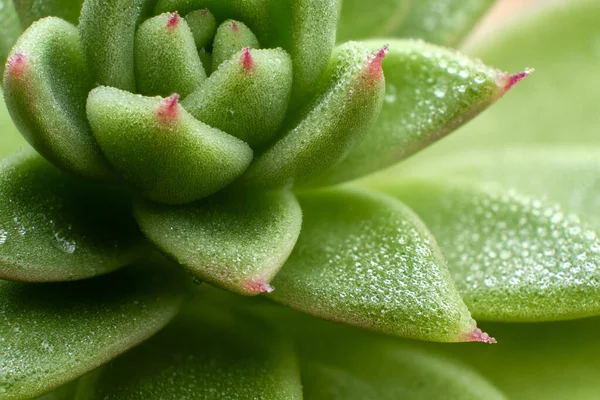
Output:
(389, 148), (600, 227)
(134, 190), (302, 295)
(3, 17), (115, 180)
(375, 179), (600, 322)
(0, 94), (27, 159)
(185, 8), (217, 49)
(336, 0), (493, 46)
(182, 48), (292, 149)
(0, 0), (22, 79)
(0, 151), (146, 282)
(135, 12), (206, 97)
(0, 262), (188, 399)
(265, 0), (339, 102)
(239, 42), (385, 189)
(410, 0), (600, 162)
(269, 186), (489, 343)
(79, 0), (151, 91)
(86, 87), (253, 205)
(423, 318), (600, 400)
(75, 300), (302, 400)
(309, 39), (519, 186)
(211, 19), (259, 71)
(35, 382), (77, 400)
(13, 0), (83, 27)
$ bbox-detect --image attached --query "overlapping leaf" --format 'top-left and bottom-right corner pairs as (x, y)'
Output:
(134, 190), (302, 295)
(0, 151), (146, 282)
(75, 300), (302, 400)
(0, 262), (188, 399)
(270, 186), (491, 343)
(309, 39), (515, 186)
(374, 179), (600, 321)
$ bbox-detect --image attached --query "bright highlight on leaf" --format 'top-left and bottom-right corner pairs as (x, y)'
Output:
(134, 190), (302, 295)
(376, 179), (600, 322)
(0, 151), (145, 282)
(0, 261), (188, 399)
(270, 186), (486, 343)
(86, 86), (253, 205)
(3, 17), (114, 180)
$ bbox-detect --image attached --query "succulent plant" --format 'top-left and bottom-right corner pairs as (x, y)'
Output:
(1, 0), (599, 398)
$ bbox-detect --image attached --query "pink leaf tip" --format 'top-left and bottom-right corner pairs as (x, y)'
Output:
(464, 328), (497, 344)
(157, 93), (180, 124)
(201, 9), (209, 16)
(167, 12), (180, 29)
(241, 47), (254, 72)
(7, 52), (27, 77)
(366, 44), (389, 80)
(243, 279), (275, 294)
(231, 21), (239, 32)
(496, 67), (534, 93)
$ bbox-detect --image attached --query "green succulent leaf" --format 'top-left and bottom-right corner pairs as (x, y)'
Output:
(0, 0), (22, 79)
(79, 0), (150, 91)
(134, 12), (206, 98)
(184, 8), (217, 50)
(0, 151), (146, 282)
(0, 261), (188, 399)
(395, 148), (600, 228)
(182, 48), (292, 149)
(375, 179), (600, 322)
(134, 189), (302, 296)
(414, 0), (600, 157)
(34, 382), (77, 400)
(310, 39), (513, 186)
(211, 19), (259, 72)
(336, 0), (494, 46)
(75, 301), (302, 400)
(86, 86), (253, 205)
(3, 17), (115, 180)
(270, 186), (489, 343)
(240, 41), (385, 189)
(265, 0), (339, 102)
(13, 0), (83, 27)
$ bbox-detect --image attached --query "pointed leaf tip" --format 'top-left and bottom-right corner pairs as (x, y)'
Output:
(231, 21), (239, 32)
(463, 328), (497, 344)
(366, 44), (389, 80)
(7, 52), (27, 77)
(241, 47), (254, 72)
(167, 12), (180, 28)
(497, 68), (534, 93)
(157, 93), (180, 124)
(244, 280), (275, 294)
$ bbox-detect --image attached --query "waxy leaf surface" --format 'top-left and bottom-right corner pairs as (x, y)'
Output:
(87, 87), (253, 205)
(135, 12), (206, 97)
(376, 179), (600, 322)
(134, 190), (302, 295)
(0, 0), (22, 78)
(270, 186), (481, 342)
(0, 151), (145, 282)
(185, 8), (217, 49)
(0, 95), (27, 159)
(182, 48), (292, 149)
(0, 262), (188, 399)
(3, 17), (115, 180)
(211, 19), (259, 71)
(311, 39), (509, 185)
(240, 42), (385, 189)
(76, 301), (302, 400)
